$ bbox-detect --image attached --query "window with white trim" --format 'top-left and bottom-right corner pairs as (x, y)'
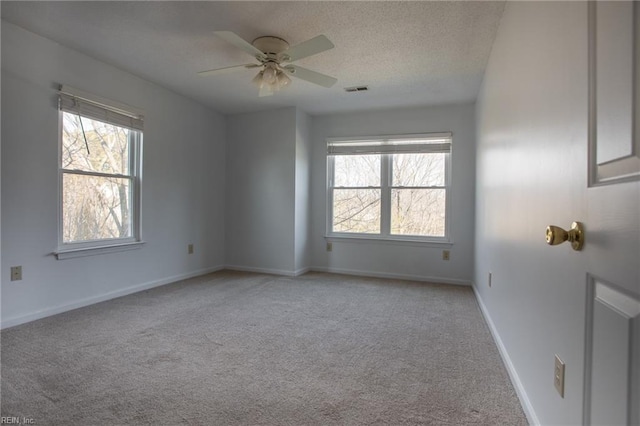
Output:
(327, 133), (451, 241)
(57, 87), (143, 254)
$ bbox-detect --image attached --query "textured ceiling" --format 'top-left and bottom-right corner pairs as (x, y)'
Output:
(1, 1), (505, 115)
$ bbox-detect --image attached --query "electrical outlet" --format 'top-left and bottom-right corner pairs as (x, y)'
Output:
(188, 244), (194, 254)
(554, 354), (565, 398)
(488, 272), (492, 288)
(442, 250), (450, 261)
(10, 266), (22, 281)
(326, 242), (333, 252)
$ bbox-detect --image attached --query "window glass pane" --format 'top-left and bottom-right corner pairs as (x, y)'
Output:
(62, 112), (130, 175)
(390, 189), (445, 236)
(333, 188), (381, 233)
(63, 174), (132, 242)
(392, 153), (445, 187)
(334, 155), (380, 187)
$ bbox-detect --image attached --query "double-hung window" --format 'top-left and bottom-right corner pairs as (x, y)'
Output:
(56, 86), (143, 257)
(327, 133), (451, 242)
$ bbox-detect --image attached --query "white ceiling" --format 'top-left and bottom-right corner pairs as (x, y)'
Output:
(1, 1), (505, 115)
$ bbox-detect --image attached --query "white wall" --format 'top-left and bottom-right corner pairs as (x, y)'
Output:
(310, 104), (476, 284)
(1, 21), (226, 328)
(225, 108), (298, 275)
(474, 2), (589, 424)
(294, 110), (311, 273)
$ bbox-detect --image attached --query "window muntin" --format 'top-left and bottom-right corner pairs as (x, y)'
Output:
(327, 134), (451, 241)
(58, 89), (143, 251)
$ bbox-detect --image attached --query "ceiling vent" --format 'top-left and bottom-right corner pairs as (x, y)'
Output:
(344, 86), (369, 92)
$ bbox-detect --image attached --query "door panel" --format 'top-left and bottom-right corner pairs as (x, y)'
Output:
(595, 1), (634, 164)
(590, 1), (640, 184)
(585, 2), (640, 425)
(585, 278), (640, 425)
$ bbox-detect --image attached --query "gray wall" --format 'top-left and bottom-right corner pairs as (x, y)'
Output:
(294, 110), (312, 273)
(1, 22), (227, 327)
(225, 108), (312, 276)
(474, 2), (589, 424)
(225, 108), (298, 275)
(310, 104), (476, 284)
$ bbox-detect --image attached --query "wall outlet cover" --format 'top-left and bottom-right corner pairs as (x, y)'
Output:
(10, 266), (22, 281)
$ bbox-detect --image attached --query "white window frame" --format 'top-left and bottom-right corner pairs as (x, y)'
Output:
(326, 133), (452, 245)
(54, 86), (144, 259)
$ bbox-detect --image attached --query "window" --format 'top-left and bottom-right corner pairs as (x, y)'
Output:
(327, 133), (451, 242)
(56, 87), (143, 257)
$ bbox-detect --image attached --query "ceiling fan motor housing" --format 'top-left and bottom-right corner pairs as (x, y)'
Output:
(252, 36), (290, 57)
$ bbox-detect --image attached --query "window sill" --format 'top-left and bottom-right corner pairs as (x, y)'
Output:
(54, 241), (145, 260)
(325, 235), (452, 248)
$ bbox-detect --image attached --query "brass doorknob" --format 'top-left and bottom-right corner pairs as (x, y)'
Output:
(545, 222), (584, 251)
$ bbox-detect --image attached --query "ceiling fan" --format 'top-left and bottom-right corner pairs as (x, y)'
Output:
(198, 31), (337, 97)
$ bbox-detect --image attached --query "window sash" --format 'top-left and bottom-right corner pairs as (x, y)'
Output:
(327, 148), (450, 240)
(61, 173), (135, 243)
(60, 169), (134, 180)
(58, 111), (143, 250)
(331, 188), (382, 234)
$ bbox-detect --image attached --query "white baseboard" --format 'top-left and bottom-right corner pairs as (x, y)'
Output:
(294, 267), (311, 276)
(0, 265), (224, 330)
(225, 265), (301, 277)
(310, 266), (471, 286)
(472, 285), (539, 426)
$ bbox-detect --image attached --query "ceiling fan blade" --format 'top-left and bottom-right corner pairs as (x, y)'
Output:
(258, 86), (274, 97)
(197, 64), (260, 77)
(282, 35), (334, 62)
(284, 65), (337, 88)
(214, 31), (266, 60)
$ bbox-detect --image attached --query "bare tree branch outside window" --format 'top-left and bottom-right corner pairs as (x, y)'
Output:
(61, 113), (135, 243)
(391, 153), (445, 236)
(332, 155), (381, 233)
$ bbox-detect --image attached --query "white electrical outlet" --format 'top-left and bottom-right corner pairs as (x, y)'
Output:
(442, 250), (450, 261)
(188, 244), (194, 254)
(326, 242), (332, 252)
(11, 266), (22, 281)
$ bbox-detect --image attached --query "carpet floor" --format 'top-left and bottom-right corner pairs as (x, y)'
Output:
(1, 271), (527, 425)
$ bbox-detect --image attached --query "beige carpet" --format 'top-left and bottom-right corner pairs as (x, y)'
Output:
(1, 271), (527, 425)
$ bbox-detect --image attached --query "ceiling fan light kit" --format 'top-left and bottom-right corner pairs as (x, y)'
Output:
(252, 66), (291, 95)
(198, 31), (337, 96)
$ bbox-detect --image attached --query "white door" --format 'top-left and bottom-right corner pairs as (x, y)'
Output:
(583, 2), (640, 425)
